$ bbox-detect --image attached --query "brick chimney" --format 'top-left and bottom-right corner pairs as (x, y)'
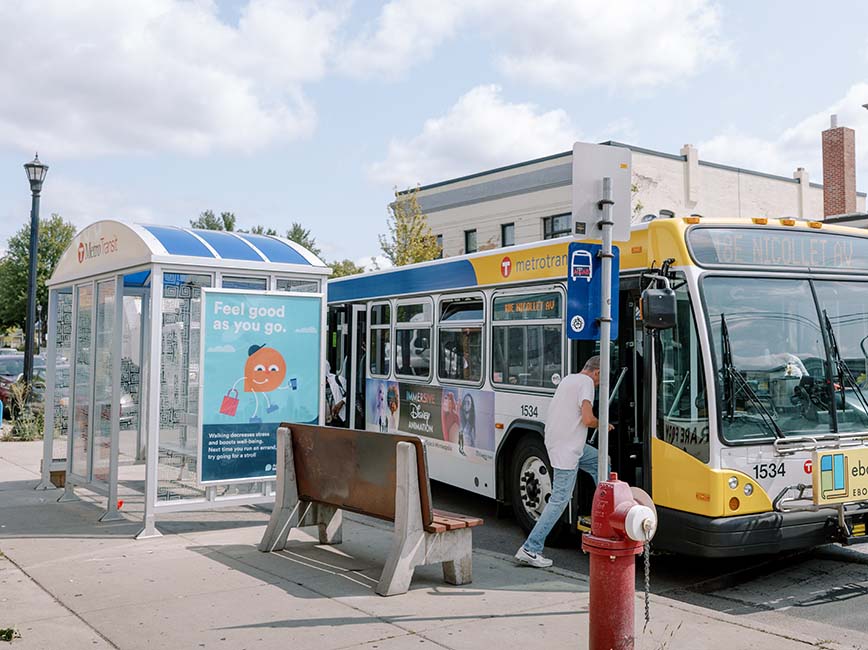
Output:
(822, 114), (857, 217)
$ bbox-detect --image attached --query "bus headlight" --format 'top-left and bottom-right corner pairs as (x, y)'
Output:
(744, 483), (754, 496)
(728, 477), (739, 490)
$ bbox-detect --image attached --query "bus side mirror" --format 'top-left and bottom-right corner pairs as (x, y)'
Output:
(641, 288), (676, 330)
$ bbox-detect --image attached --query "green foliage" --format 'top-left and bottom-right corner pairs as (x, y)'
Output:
(329, 259), (365, 278)
(190, 210), (237, 231)
(0, 628), (19, 642)
(0, 214), (75, 330)
(379, 187), (440, 266)
(246, 225), (278, 236)
(8, 381), (43, 441)
(285, 222), (322, 258)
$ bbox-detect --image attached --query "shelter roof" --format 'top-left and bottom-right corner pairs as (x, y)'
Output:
(50, 220), (330, 286)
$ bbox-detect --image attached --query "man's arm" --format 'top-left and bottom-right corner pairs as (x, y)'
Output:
(581, 400), (598, 428)
(581, 399), (614, 431)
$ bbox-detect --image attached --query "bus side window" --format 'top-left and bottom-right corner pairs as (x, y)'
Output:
(369, 302), (391, 377)
(438, 297), (484, 384)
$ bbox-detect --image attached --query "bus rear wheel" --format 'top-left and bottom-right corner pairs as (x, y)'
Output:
(510, 434), (555, 534)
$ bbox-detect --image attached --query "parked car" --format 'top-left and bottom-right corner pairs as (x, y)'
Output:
(0, 355), (47, 418)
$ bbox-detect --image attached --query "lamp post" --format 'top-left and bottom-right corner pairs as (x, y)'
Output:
(23, 154), (48, 394)
(36, 304), (43, 355)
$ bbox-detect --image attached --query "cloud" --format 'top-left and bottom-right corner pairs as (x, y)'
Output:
(337, 0), (470, 79)
(294, 326), (318, 334)
(340, 0), (726, 89)
(0, 0), (344, 157)
(207, 344), (236, 353)
(491, 0), (727, 90)
(368, 85), (580, 186)
(699, 82), (868, 182)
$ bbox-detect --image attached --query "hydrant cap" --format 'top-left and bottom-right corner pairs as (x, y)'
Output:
(624, 504), (657, 542)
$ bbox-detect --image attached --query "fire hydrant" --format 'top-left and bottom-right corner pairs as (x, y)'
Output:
(582, 472), (657, 650)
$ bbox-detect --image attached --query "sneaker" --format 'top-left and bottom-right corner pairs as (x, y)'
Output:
(577, 516), (592, 533)
(514, 546), (553, 568)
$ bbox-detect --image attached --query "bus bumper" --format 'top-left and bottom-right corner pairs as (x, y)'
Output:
(654, 506), (840, 558)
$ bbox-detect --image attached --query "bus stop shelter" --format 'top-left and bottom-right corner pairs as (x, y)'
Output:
(37, 220), (330, 538)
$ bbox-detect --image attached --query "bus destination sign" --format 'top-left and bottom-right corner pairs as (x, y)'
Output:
(688, 227), (868, 270)
(493, 293), (561, 321)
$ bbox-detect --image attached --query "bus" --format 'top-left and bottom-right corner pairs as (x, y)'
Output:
(326, 216), (868, 557)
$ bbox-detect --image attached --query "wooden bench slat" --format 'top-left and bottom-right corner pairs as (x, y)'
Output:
(432, 509), (484, 528)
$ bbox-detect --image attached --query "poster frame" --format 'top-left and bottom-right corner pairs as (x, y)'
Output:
(197, 287), (324, 486)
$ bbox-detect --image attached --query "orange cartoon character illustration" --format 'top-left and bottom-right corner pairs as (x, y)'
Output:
(226, 344), (298, 423)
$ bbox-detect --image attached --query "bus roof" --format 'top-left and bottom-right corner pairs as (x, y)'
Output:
(328, 217), (868, 303)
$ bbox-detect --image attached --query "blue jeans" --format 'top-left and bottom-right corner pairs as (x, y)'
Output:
(522, 444), (603, 555)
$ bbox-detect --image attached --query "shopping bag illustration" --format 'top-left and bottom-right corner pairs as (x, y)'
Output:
(220, 389), (240, 416)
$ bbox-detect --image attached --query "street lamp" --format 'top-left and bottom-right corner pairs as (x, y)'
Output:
(23, 153), (48, 394)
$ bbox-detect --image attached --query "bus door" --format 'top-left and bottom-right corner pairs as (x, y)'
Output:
(350, 304), (367, 430)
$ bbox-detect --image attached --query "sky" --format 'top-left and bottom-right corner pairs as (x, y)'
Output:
(2, 0), (868, 265)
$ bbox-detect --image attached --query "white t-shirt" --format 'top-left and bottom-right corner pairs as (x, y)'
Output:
(545, 372), (596, 469)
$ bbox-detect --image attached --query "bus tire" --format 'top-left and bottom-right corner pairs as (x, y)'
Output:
(509, 434), (556, 533)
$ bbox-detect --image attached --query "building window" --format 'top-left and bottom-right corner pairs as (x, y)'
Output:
(543, 213), (571, 239)
(464, 229), (478, 254)
(436, 234), (443, 259)
(501, 223), (515, 247)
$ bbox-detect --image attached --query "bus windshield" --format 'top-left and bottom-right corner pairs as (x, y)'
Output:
(703, 276), (868, 442)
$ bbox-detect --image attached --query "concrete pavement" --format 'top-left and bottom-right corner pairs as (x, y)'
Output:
(1, 440), (867, 649)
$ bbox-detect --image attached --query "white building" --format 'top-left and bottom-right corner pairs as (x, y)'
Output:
(417, 140), (867, 257)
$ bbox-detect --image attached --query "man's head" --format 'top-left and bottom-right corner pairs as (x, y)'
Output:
(582, 355), (602, 386)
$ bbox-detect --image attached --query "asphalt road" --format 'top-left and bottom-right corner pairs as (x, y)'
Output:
(429, 479), (868, 635)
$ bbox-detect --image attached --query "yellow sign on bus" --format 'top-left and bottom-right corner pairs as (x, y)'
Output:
(813, 448), (868, 505)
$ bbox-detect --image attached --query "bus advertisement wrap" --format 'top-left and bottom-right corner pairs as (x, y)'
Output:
(199, 290), (322, 484)
(366, 378), (495, 457)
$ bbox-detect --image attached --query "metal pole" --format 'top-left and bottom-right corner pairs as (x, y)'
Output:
(597, 177), (614, 485)
(23, 189), (40, 391)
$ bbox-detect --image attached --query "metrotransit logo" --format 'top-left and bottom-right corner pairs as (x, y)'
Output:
(76, 236), (119, 264)
(500, 256), (512, 278)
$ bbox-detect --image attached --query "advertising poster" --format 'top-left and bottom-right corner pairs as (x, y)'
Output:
(366, 378), (495, 459)
(200, 290), (321, 484)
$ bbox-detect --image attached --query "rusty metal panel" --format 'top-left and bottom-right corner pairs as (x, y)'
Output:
(286, 423), (433, 527)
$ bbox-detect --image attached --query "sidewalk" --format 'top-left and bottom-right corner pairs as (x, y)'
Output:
(2, 440), (867, 650)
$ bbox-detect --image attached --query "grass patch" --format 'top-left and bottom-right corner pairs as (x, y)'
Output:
(0, 628), (18, 642)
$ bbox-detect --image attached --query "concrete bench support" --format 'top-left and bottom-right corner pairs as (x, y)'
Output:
(376, 441), (472, 596)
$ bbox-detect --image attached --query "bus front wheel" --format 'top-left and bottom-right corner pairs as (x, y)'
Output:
(509, 434), (555, 534)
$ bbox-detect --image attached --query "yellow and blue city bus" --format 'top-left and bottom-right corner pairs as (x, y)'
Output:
(326, 216), (868, 556)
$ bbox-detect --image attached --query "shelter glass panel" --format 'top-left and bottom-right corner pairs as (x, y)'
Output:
(71, 284), (93, 478)
(53, 291), (73, 456)
(276, 278), (319, 293)
(158, 272), (211, 500)
(222, 276), (268, 290)
(120, 294), (143, 461)
(92, 280), (116, 482)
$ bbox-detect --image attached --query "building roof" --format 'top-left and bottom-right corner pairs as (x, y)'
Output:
(408, 140), (866, 198)
(50, 220), (329, 287)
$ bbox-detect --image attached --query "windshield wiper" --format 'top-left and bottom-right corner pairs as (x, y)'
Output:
(822, 310), (868, 417)
(720, 314), (784, 438)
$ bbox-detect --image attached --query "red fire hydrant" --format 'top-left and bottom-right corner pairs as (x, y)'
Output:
(582, 472), (657, 650)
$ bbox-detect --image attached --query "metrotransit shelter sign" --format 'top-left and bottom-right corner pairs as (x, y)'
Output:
(566, 242), (619, 340)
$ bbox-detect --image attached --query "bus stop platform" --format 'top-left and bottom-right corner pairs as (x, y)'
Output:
(2, 440), (867, 650)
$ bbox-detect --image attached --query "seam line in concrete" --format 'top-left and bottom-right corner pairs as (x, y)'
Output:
(0, 552), (121, 649)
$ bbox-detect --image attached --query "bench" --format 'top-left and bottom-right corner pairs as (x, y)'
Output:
(258, 423), (483, 596)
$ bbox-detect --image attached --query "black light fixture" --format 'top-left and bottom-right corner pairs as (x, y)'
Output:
(22, 153), (48, 392)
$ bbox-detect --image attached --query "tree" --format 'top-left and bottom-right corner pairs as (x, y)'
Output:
(247, 225), (277, 236)
(329, 259), (365, 278)
(379, 187), (440, 266)
(190, 210), (236, 231)
(286, 222), (322, 258)
(0, 214), (76, 330)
